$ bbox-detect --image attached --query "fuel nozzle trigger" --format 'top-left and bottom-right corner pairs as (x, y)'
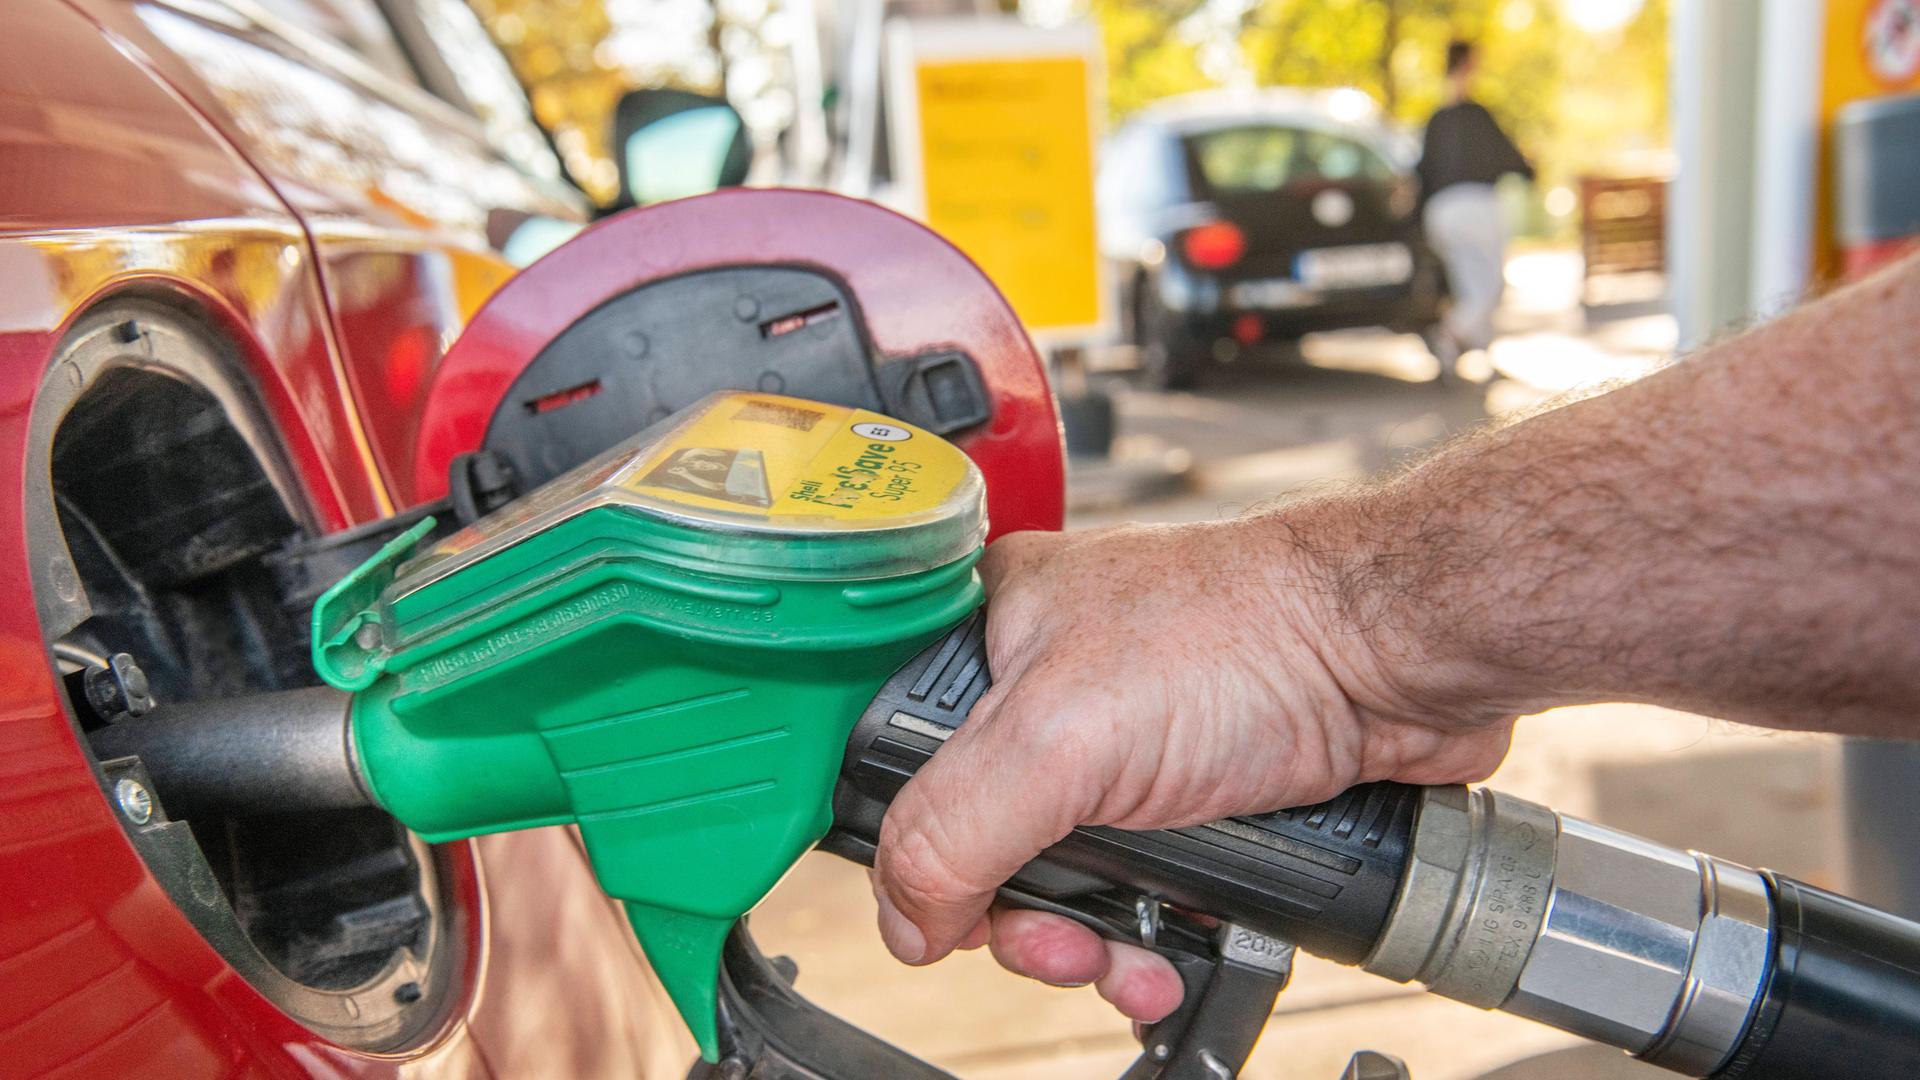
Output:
(961, 885), (1296, 1080)
(1125, 909), (1295, 1080)
(697, 885), (1296, 1080)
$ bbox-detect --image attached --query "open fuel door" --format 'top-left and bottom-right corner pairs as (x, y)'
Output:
(405, 189), (1066, 540)
(386, 188), (1066, 1072)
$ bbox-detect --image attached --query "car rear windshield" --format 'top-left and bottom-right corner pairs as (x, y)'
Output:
(1184, 126), (1395, 196)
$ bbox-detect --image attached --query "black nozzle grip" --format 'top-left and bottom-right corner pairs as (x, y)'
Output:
(1713, 873), (1920, 1079)
(833, 611), (1418, 964)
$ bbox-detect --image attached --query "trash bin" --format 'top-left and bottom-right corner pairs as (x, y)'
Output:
(1834, 92), (1920, 280)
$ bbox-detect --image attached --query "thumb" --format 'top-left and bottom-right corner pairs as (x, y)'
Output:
(872, 684), (1101, 964)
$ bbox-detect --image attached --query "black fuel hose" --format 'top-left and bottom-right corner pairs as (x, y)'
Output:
(1712, 873), (1920, 1079)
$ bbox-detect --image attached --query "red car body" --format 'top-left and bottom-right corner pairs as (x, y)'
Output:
(1, 2), (694, 1075)
(0, 3), (1062, 1077)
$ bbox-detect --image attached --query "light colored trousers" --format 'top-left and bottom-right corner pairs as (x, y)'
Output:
(1423, 182), (1506, 351)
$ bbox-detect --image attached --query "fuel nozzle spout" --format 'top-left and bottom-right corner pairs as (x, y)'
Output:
(87, 685), (370, 821)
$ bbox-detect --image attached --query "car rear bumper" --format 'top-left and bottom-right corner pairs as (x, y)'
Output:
(1151, 248), (1444, 340)
(1176, 284), (1442, 338)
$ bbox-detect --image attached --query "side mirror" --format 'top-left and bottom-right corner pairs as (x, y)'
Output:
(611, 88), (752, 209)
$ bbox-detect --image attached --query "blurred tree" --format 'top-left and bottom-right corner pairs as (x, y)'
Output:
(1238, 0), (1571, 149)
(470, 0), (726, 204)
(471, 0), (801, 206)
(467, 0), (1667, 227)
(468, 0), (627, 202)
(1102, 0), (1668, 217)
(1542, 0), (1669, 178)
(1088, 0), (1216, 115)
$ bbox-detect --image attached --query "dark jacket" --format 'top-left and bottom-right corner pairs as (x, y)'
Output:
(1416, 101), (1534, 206)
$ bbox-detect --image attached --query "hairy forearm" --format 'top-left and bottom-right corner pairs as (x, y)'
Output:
(1279, 255), (1920, 735)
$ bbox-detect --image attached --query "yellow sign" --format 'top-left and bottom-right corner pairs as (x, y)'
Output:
(893, 21), (1104, 337)
(621, 393), (976, 524)
(1815, 0), (1920, 274)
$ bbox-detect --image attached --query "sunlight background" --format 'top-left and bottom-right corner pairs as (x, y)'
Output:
(470, 0), (1669, 222)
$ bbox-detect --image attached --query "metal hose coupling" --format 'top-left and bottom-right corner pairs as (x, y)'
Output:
(1361, 786), (1774, 1076)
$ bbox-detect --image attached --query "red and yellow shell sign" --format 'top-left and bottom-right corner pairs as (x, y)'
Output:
(1815, 0), (1920, 274)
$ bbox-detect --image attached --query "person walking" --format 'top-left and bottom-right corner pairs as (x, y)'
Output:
(1417, 40), (1534, 379)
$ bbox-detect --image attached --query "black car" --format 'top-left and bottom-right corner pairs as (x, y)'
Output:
(1098, 89), (1447, 388)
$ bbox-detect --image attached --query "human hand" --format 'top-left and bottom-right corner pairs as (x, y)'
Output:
(869, 516), (1517, 1021)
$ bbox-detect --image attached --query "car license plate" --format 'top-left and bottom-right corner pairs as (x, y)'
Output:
(1295, 243), (1413, 289)
(1227, 278), (1314, 309)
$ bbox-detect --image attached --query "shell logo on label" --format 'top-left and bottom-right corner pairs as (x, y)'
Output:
(1866, 0), (1920, 83)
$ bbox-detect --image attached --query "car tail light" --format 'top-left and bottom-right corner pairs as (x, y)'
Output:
(1181, 221), (1246, 270)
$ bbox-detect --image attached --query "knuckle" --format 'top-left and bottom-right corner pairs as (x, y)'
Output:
(980, 535), (1022, 570)
(993, 529), (1051, 558)
(980, 534), (1036, 578)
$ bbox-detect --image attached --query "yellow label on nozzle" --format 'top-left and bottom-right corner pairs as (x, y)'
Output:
(614, 392), (973, 524)
(396, 391), (985, 596)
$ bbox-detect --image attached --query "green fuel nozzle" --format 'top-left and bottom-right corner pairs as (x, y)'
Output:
(311, 392), (987, 1059)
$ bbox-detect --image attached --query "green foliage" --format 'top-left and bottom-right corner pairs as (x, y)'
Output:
(1097, 0), (1669, 194)
(469, 0), (631, 203)
(1090, 0), (1216, 116)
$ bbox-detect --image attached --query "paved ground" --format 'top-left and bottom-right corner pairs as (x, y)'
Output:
(752, 253), (1849, 1079)
(1069, 250), (1673, 525)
